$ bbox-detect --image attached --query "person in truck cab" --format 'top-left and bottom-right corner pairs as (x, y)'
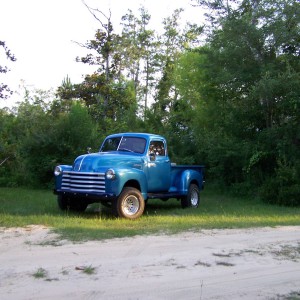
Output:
(149, 141), (165, 156)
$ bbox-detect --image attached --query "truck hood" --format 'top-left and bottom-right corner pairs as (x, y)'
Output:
(73, 152), (144, 172)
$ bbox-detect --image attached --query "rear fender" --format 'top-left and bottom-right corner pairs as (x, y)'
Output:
(179, 170), (203, 194)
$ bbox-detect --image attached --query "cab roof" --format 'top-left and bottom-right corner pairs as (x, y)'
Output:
(105, 132), (165, 141)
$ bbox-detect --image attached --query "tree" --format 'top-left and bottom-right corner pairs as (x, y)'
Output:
(57, 2), (141, 126)
(144, 9), (203, 162)
(189, 0), (300, 200)
(0, 108), (17, 186)
(120, 7), (159, 115)
(75, 1), (122, 119)
(153, 9), (203, 122)
(0, 41), (16, 99)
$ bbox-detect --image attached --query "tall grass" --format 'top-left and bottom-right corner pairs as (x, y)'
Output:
(0, 186), (299, 241)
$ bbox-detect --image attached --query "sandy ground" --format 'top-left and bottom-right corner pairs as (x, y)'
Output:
(0, 226), (300, 300)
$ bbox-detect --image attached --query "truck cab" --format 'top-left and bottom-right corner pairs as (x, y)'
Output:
(54, 132), (204, 219)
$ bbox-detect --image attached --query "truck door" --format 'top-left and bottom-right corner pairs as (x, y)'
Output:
(147, 140), (171, 192)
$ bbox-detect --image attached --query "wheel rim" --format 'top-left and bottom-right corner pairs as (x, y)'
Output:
(191, 189), (199, 206)
(122, 195), (140, 216)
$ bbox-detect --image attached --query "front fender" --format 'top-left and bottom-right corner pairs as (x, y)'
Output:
(54, 165), (72, 189)
(107, 168), (148, 199)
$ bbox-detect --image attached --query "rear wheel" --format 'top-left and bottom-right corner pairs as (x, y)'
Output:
(115, 187), (145, 219)
(181, 184), (200, 208)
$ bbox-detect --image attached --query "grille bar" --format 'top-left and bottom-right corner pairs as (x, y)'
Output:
(62, 179), (104, 185)
(61, 171), (106, 193)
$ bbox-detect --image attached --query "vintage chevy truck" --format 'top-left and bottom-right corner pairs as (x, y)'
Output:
(54, 132), (204, 219)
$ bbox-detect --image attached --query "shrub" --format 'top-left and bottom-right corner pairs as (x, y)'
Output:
(260, 161), (300, 206)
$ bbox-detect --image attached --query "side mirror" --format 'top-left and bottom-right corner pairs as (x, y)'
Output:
(149, 153), (156, 161)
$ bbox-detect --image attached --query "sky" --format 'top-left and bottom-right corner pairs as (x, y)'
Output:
(0, 0), (203, 108)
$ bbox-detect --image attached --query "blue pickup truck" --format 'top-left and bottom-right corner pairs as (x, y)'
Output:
(54, 132), (204, 219)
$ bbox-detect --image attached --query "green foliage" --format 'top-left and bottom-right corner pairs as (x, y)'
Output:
(55, 102), (96, 158)
(0, 41), (16, 99)
(0, 109), (18, 186)
(57, 74), (138, 123)
(32, 268), (48, 279)
(0, 97), (98, 187)
(1, 1), (299, 208)
(175, 0), (300, 202)
(81, 265), (97, 275)
(260, 159), (300, 206)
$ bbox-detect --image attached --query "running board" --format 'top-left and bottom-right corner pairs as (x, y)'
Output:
(147, 192), (184, 199)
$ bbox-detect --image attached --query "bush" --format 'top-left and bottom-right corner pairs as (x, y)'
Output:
(260, 180), (300, 207)
(278, 184), (300, 206)
(260, 161), (300, 206)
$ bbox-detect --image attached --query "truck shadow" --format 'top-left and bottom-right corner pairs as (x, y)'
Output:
(144, 200), (183, 216)
(146, 199), (181, 209)
(84, 199), (183, 218)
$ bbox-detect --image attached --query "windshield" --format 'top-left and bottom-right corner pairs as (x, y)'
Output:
(100, 136), (146, 154)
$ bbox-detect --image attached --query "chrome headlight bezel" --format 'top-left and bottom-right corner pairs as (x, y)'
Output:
(54, 166), (62, 176)
(106, 168), (116, 180)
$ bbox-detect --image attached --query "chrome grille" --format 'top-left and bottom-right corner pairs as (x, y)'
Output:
(61, 171), (105, 193)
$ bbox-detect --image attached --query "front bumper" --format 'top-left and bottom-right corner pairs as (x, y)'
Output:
(54, 189), (116, 201)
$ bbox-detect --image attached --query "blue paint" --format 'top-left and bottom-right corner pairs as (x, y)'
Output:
(54, 133), (204, 204)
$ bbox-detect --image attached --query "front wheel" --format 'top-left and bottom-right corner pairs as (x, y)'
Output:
(57, 195), (69, 210)
(181, 184), (200, 209)
(115, 187), (145, 219)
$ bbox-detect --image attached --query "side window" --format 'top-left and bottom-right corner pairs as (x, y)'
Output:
(149, 141), (165, 156)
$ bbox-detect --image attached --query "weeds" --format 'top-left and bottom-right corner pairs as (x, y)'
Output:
(216, 261), (235, 267)
(271, 243), (300, 261)
(273, 291), (300, 300)
(75, 265), (97, 275)
(194, 261), (211, 267)
(32, 268), (48, 279)
(212, 252), (231, 257)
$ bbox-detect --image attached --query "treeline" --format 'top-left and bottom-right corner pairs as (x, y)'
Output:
(1, 0), (299, 206)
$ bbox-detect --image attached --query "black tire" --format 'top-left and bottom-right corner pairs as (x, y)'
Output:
(57, 195), (69, 210)
(57, 195), (88, 212)
(181, 184), (200, 209)
(115, 187), (145, 219)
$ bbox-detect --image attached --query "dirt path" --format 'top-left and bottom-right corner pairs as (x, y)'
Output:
(1, 226), (300, 300)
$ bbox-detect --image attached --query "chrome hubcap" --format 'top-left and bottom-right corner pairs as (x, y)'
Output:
(191, 190), (199, 206)
(122, 195), (139, 215)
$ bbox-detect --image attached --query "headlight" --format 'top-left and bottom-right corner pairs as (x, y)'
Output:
(106, 169), (116, 180)
(54, 166), (62, 176)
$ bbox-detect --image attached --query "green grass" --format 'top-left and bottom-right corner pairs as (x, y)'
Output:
(81, 265), (97, 275)
(0, 186), (300, 241)
(32, 268), (48, 279)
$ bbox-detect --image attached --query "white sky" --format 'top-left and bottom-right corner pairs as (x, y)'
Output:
(0, 0), (203, 108)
